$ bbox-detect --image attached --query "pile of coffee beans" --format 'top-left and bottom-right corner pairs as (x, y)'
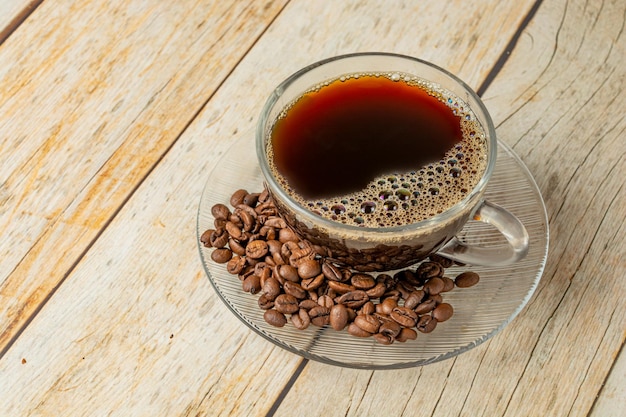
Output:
(201, 188), (480, 345)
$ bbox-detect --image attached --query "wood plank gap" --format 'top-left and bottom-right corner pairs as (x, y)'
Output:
(264, 358), (308, 417)
(587, 334), (626, 416)
(578, 307), (623, 417)
(0, 0), (44, 46)
(476, 0), (544, 97)
(0, 0), (293, 361)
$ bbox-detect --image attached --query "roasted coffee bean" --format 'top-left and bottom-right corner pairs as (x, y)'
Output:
(309, 306), (331, 327)
(280, 241), (299, 261)
(257, 294), (274, 310)
(416, 314), (438, 333)
(262, 277), (281, 300)
(278, 227), (299, 243)
(414, 298), (437, 315)
(441, 277), (455, 292)
(378, 297), (398, 315)
(322, 262), (343, 281)
(360, 301), (376, 316)
(264, 309), (287, 327)
(239, 210), (256, 232)
(432, 302), (454, 322)
(347, 307), (358, 322)
(225, 221), (243, 240)
(211, 248), (232, 264)
(274, 294), (299, 314)
(394, 269), (422, 286)
(290, 248), (316, 268)
(259, 225), (277, 240)
(242, 274), (261, 294)
(379, 320), (402, 338)
(264, 217), (287, 229)
(299, 299), (318, 310)
(354, 263), (383, 272)
(277, 264), (299, 282)
(429, 253), (454, 268)
(327, 281), (355, 294)
(238, 265), (255, 281)
(382, 289), (401, 302)
(317, 294), (334, 309)
(396, 282), (413, 300)
(272, 251), (285, 266)
(228, 211), (242, 225)
(263, 255), (277, 268)
(200, 229), (214, 247)
(354, 314), (380, 334)
(373, 332), (394, 345)
(423, 277), (445, 295)
(297, 259), (321, 279)
(337, 290), (369, 309)
(291, 309), (311, 330)
(252, 261), (269, 279)
(404, 290), (426, 309)
(312, 244), (330, 257)
(283, 281), (307, 299)
(390, 306), (418, 328)
(377, 273), (397, 289)
(351, 273), (376, 290)
(330, 304), (349, 330)
(228, 238), (246, 256)
(258, 188), (270, 203)
(365, 282), (387, 298)
(267, 239), (282, 255)
(209, 229), (229, 248)
(396, 327), (418, 342)
(230, 189), (248, 206)
(347, 322), (372, 337)
(246, 240), (268, 259)
(416, 261), (444, 280)
(240, 192), (258, 207)
(211, 203), (231, 220)
(226, 255), (246, 275)
(214, 218), (227, 229)
(430, 294), (443, 304)
(455, 271), (480, 288)
(301, 273), (325, 291)
(255, 201), (277, 216)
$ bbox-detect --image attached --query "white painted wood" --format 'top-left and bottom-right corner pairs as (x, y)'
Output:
(0, 0), (623, 415)
(0, 1), (37, 41)
(0, 0), (289, 350)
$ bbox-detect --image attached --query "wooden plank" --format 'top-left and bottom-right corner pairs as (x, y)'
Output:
(276, 0), (626, 416)
(0, 1), (41, 44)
(0, 0), (542, 415)
(0, 0), (288, 353)
(589, 344), (626, 417)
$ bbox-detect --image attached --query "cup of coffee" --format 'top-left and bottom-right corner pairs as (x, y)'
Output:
(256, 52), (528, 272)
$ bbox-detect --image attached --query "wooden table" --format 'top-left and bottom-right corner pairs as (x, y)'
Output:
(0, 0), (624, 415)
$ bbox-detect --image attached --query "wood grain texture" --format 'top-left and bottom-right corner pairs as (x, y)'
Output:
(276, 0), (626, 416)
(1, 0), (624, 416)
(0, 0), (288, 353)
(0, 1), (41, 44)
(0, 0), (542, 415)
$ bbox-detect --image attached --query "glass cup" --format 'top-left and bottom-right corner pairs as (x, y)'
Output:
(256, 52), (528, 272)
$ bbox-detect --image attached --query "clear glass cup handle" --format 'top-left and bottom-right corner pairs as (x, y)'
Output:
(438, 200), (530, 266)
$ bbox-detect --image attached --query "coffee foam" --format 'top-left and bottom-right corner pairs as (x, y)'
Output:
(267, 72), (488, 228)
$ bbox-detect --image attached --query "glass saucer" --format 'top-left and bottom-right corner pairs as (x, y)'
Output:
(196, 131), (549, 369)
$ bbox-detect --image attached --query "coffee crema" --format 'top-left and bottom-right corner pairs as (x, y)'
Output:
(267, 72), (487, 228)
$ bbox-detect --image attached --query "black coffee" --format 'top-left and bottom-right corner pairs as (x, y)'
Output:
(267, 72), (487, 227)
